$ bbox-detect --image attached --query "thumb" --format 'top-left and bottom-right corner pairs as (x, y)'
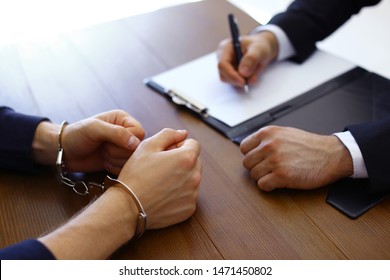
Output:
(142, 128), (188, 152)
(238, 47), (262, 78)
(88, 119), (141, 151)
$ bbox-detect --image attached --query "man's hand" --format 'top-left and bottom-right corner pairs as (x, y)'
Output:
(240, 126), (353, 191)
(62, 110), (145, 175)
(33, 110), (145, 174)
(118, 128), (201, 229)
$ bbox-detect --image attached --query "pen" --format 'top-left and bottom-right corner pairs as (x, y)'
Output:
(228, 13), (249, 93)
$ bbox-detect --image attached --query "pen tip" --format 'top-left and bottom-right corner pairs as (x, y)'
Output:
(244, 84), (249, 94)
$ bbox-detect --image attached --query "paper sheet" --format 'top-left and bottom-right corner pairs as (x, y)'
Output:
(151, 50), (355, 127)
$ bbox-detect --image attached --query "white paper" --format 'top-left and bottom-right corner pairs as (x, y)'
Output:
(151, 50), (355, 127)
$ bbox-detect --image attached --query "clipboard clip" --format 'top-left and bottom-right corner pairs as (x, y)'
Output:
(168, 88), (208, 117)
(145, 79), (208, 117)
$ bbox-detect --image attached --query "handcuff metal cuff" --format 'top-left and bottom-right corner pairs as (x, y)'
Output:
(55, 121), (103, 195)
(103, 176), (147, 239)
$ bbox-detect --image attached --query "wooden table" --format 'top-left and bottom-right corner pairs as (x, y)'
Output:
(1, 0), (389, 259)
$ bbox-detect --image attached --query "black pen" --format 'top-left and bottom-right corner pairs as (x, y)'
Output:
(228, 13), (249, 93)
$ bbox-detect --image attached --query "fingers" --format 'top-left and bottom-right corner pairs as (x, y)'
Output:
(217, 33), (278, 88)
(240, 126), (285, 192)
(175, 138), (201, 158)
(242, 145), (265, 170)
(242, 144), (275, 192)
(140, 128), (189, 152)
(238, 44), (262, 78)
(257, 173), (279, 192)
(85, 119), (142, 152)
(238, 36), (273, 79)
(102, 144), (130, 175)
(94, 109), (146, 141)
(94, 109), (140, 128)
(218, 60), (246, 87)
(243, 149), (284, 192)
(217, 39), (246, 87)
(217, 36), (262, 86)
(240, 128), (264, 155)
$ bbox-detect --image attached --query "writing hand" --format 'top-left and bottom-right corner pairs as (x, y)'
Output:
(217, 31), (278, 88)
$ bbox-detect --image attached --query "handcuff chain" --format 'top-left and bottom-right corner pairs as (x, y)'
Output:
(55, 121), (103, 196)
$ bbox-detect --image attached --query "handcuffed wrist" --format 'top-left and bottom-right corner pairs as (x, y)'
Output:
(32, 121), (60, 165)
(103, 176), (147, 240)
(55, 121), (147, 240)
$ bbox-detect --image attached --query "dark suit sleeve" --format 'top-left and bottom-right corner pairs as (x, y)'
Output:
(0, 239), (56, 260)
(268, 0), (381, 62)
(347, 117), (390, 193)
(0, 108), (56, 259)
(0, 106), (49, 172)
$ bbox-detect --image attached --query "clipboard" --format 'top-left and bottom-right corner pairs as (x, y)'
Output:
(144, 51), (362, 143)
(145, 66), (367, 143)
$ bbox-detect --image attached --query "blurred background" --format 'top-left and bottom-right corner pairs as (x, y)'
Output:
(0, 0), (389, 78)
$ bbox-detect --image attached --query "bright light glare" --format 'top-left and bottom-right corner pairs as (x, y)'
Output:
(0, 0), (201, 46)
(228, 0), (292, 24)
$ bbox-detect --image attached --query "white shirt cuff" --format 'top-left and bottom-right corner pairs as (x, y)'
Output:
(251, 24), (296, 61)
(333, 131), (368, 178)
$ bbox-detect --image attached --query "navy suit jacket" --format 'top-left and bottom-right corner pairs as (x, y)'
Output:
(269, 0), (381, 62)
(0, 106), (49, 172)
(0, 106), (55, 259)
(269, 0), (390, 193)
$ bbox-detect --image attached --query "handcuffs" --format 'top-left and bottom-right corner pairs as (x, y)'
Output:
(55, 121), (146, 239)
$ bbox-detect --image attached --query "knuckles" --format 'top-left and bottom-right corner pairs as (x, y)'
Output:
(178, 150), (200, 170)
